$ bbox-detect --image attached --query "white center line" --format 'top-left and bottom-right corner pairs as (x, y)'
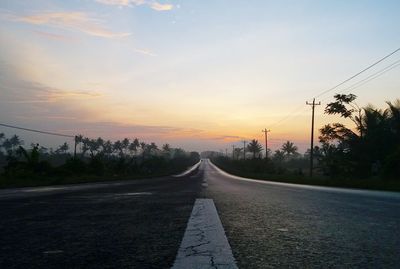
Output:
(172, 199), (238, 269)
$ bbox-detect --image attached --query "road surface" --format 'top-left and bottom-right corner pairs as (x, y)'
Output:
(1, 159), (399, 268)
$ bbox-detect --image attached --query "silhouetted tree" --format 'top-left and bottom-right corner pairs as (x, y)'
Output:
(233, 148), (242, 160)
(273, 150), (285, 163)
(113, 140), (123, 157)
(55, 142), (69, 154)
(319, 94), (400, 178)
(247, 139), (263, 159)
(162, 143), (171, 158)
(122, 138), (130, 156)
(281, 141), (298, 158)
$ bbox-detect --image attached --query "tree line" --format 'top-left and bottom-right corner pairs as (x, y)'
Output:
(0, 134), (199, 182)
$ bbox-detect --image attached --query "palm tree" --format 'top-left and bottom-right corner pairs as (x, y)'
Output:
(162, 143), (171, 158)
(247, 139), (263, 159)
(128, 141), (138, 156)
(131, 138), (140, 157)
(87, 139), (100, 158)
(55, 142), (69, 154)
(3, 139), (12, 155)
(281, 141), (298, 157)
(113, 140), (123, 157)
(140, 142), (147, 160)
(233, 147), (242, 160)
(273, 150), (285, 163)
(103, 140), (113, 156)
(10, 135), (23, 151)
(146, 142), (159, 156)
(75, 134), (83, 154)
(81, 137), (90, 157)
(122, 138), (130, 156)
(3, 135), (23, 156)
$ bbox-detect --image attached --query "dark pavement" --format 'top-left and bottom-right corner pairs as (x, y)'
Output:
(1, 159), (400, 268)
(0, 170), (203, 269)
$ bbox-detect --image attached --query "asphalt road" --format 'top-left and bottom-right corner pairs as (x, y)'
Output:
(1, 159), (400, 268)
(0, 170), (203, 269)
(202, 160), (400, 269)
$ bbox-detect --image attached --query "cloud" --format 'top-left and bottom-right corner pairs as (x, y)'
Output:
(213, 135), (244, 140)
(133, 48), (157, 56)
(4, 11), (131, 39)
(149, 2), (173, 11)
(95, 0), (173, 11)
(95, 0), (132, 6)
(33, 30), (77, 41)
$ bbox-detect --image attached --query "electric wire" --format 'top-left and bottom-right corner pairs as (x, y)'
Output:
(0, 123), (75, 138)
(267, 48), (400, 129)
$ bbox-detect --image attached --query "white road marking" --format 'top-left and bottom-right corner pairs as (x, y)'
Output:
(173, 161), (202, 177)
(118, 192), (153, 196)
(172, 199), (238, 269)
(207, 159), (400, 198)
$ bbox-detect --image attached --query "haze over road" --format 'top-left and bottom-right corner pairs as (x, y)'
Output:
(1, 159), (399, 268)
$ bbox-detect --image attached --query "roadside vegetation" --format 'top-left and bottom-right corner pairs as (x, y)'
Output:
(211, 94), (400, 191)
(0, 134), (200, 188)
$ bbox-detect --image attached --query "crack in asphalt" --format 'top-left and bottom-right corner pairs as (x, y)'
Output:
(172, 198), (238, 269)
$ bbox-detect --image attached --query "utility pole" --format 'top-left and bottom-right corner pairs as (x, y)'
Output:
(306, 98), (321, 177)
(243, 141), (246, 160)
(262, 129), (270, 159)
(74, 135), (77, 159)
(232, 145), (235, 159)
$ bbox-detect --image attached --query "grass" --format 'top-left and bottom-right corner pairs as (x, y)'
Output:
(211, 160), (400, 192)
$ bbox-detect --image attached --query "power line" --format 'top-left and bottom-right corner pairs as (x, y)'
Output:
(314, 47), (400, 98)
(0, 123), (75, 138)
(321, 58), (400, 102)
(267, 49), (400, 129)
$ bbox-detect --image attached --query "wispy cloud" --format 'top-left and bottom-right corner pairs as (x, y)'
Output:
(95, 0), (173, 11)
(95, 0), (132, 6)
(42, 89), (103, 102)
(3, 11), (131, 39)
(149, 2), (173, 11)
(33, 30), (77, 42)
(133, 47), (157, 56)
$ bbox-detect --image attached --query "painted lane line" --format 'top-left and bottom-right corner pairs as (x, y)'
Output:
(173, 160), (202, 177)
(172, 199), (238, 269)
(118, 192), (153, 196)
(207, 159), (400, 198)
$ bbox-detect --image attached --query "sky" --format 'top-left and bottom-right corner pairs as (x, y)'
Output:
(0, 0), (400, 153)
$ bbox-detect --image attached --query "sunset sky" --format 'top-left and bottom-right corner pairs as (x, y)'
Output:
(1, 0), (400, 152)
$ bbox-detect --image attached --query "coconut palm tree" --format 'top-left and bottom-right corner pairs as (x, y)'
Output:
(140, 142), (147, 160)
(162, 143), (171, 158)
(281, 141), (298, 157)
(113, 140), (123, 157)
(103, 140), (113, 157)
(273, 150), (285, 163)
(55, 142), (69, 154)
(233, 147), (242, 160)
(122, 138), (130, 156)
(247, 139), (263, 159)
(10, 135), (23, 151)
(75, 134), (83, 154)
